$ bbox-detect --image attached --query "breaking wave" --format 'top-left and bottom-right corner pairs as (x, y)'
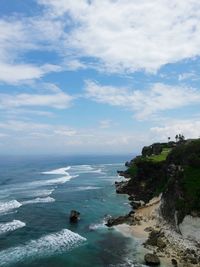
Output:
(0, 229), (86, 266)
(0, 200), (22, 215)
(42, 166), (71, 175)
(0, 220), (25, 235)
(22, 197), (55, 205)
(89, 218), (107, 231)
(28, 175), (75, 187)
(74, 186), (101, 191)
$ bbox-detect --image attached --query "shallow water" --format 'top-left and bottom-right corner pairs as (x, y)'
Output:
(0, 155), (147, 267)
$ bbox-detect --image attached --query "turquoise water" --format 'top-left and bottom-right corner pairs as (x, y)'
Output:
(0, 155), (145, 267)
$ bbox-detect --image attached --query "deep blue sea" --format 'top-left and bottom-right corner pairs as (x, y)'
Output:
(0, 155), (146, 267)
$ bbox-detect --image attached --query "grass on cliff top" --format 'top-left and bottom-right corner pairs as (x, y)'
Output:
(148, 148), (171, 162)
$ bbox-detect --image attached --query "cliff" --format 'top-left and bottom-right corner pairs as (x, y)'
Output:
(116, 138), (200, 238)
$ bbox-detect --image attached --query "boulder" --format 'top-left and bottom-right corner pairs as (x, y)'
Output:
(106, 215), (129, 227)
(171, 259), (178, 266)
(144, 253), (160, 265)
(145, 230), (160, 246)
(69, 210), (80, 223)
(157, 237), (166, 249)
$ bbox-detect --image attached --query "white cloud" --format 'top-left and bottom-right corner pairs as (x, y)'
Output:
(64, 59), (87, 71)
(0, 90), (73, 109)
(0, 17), (63, 84)
(99, 120), (112, 129)
(2, 0), (200, 81)
(0, 63), (61, 85)
(178, 71), (199, 81)
(85, 81), (200, 119)
(39, 0), (200, 73)
(151, 119), (200, 140)
(54, 129), (77, 136)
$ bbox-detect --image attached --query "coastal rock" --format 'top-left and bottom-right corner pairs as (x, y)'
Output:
(157, 237), (166, 249)
(69, 210), (80, 223)
(105, 213), (135, 227)
(115, 181), (129, 194)
(145, 230), (161, 247)
(117, 170), (130, 178)
(171, 259), (178, 266)
(144, 253), (160, 266)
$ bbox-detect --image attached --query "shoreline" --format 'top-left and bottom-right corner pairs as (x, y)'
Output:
(112, 195), (200, 267)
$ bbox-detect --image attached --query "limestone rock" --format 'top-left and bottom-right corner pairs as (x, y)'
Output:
(144, 253), (160, 266)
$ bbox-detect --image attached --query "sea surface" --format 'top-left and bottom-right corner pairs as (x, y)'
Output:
(0, 155), (146, 267)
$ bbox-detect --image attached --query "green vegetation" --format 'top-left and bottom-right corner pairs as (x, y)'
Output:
(148, 148), (171, 162)
(125, 137), (200, 221)
(182, 166), (200, 211)
(127, 164), (137, 177)
(183, 166), (200, 197)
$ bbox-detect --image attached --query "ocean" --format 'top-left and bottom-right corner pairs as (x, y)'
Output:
(0, 155), (146, 267)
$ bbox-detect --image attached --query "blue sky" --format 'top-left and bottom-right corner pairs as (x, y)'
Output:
(1, 0), (200, 155)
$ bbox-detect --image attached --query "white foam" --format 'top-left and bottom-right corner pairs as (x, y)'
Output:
(71, 165), (103, 174)
(22, 197), (55, 205)
(0, 200), (22, 214)
(42, 166), (71, 175)
(89, 219), (107, 231)
(71, 165), (94, 171)
(0, 229), (86, 266)
(0, 220), (25, 235)
(75, 186), (101, 191)
(28, 175), (75, 187)
(27, 188), (55, 197)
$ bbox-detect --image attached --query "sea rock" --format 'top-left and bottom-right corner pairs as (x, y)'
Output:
(69, 210), (80, 223)
(144, 253), (160, 266)
(106, 214), (135, 227)
(106, 215), (130, 227)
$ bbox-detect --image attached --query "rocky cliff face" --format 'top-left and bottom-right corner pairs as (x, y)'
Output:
(117, 139), (200, 234)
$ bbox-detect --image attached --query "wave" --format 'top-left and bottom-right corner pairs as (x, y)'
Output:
(75, 186), (101, 191)
(42, 166), (71, 175)
(0, 220), (25, 235)
(0, 200), (22, 214)
(71, 165), (94, 171)
(70, 165), (103, 174)
(22, 197), (55, 205)
(28, 175), (76, 187)
(89, 218), (107, 231)
(0, 229), (86, 266)
(26, 188), (55, 198)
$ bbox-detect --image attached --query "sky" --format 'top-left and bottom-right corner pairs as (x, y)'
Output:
(1, 0), (200, 155)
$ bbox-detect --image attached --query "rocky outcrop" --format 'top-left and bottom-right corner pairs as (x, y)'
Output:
(105, 211), (136, 227)
(117, 170), (130, 178)
(116, 160), (167, 203)
(69, 210), (80, 223)
(115, 181), (129, 194)
(144, 253), (160, 266)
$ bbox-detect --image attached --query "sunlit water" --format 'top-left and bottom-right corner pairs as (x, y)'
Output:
(0, 155), (147, 267)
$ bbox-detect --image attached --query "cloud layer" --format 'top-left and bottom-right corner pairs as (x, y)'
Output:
(85, 81), (200, 119)
(39, 0), (200, 73)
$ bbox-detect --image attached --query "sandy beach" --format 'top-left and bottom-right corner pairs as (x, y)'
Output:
(114, 194), (200, 267)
